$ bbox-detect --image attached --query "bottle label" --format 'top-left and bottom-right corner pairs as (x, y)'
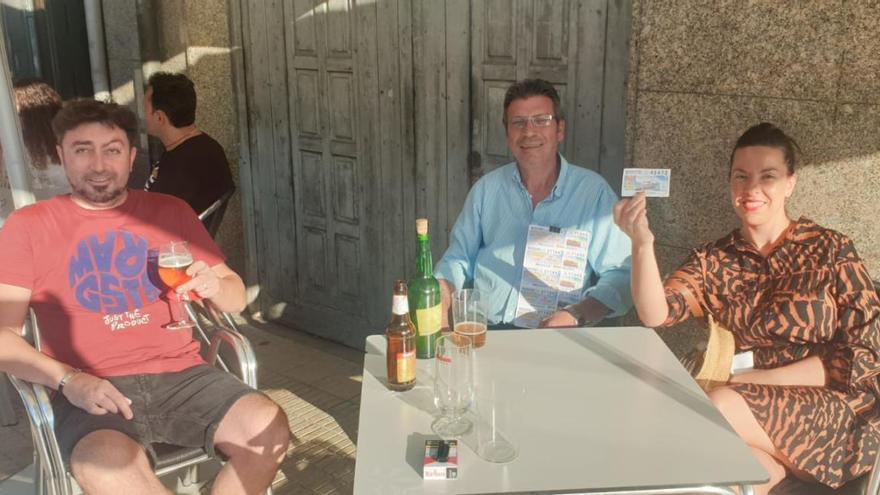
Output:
(415, 303), (441, 336)
(396, 349), (416, 382)
(392, 295), (409, 315)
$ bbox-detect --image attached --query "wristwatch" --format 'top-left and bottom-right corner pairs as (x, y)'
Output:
(562, 304), (591, 327)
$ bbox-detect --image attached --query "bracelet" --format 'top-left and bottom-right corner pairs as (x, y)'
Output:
(58, 368), (82, 393)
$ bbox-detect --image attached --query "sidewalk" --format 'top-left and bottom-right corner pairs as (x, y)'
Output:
(0, 317), (364, 495)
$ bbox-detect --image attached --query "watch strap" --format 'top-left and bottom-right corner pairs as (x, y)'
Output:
(562, 304), (588, 326)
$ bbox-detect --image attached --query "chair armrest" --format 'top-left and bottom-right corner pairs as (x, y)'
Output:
(7, 375), (72, 493)
(185, 301), (256, 387)
(207, 328), (258, 389)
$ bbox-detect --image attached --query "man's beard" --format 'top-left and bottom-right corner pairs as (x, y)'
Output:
(71, 173), (127, 205)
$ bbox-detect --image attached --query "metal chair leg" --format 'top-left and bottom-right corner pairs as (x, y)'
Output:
(180, 464), (198, 487)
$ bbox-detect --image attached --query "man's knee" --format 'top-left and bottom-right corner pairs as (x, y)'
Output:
(70, 430), (152, 490)
(217, 394), (290, 460)
(259, 400), (291, 458)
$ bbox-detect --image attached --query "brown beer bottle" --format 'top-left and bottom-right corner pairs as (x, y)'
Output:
(386, 280), (417, 391)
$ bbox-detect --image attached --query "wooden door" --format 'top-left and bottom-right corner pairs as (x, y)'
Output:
(241, 0), (398, 348)
(470, 0), (624, 183)
(237, 0), (630, 348)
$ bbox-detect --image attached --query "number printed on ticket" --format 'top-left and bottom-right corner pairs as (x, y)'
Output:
(621, 168), (671, 197)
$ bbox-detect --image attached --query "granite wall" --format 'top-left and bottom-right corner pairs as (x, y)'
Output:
(102, 0), (244, 274)
(626, 0), (880, 279)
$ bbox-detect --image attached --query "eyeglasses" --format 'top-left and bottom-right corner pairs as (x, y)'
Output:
(507, 114), (556, 130)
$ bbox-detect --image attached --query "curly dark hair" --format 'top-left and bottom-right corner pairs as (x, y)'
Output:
(729, 122), (801, 176)
(52, 99), (139, 148)
(13, 79), (62, 170)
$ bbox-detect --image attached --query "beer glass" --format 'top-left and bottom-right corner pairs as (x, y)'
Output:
(158, 241), (195, 330)
(452, 289), (487, 348)
(432, 334), (475, 437)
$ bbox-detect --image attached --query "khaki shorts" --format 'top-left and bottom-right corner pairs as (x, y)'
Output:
(52, 364), (260, 466)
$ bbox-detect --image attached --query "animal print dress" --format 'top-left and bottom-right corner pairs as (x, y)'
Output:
(662, 218), (880, 488)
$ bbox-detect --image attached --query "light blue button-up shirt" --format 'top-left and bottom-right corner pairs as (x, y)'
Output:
(435, 155), (632, 325)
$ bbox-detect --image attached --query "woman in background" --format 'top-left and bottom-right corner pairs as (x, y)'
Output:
(614, 123), (880, 494)
(0, 79), (69, 223)
(13, 78), (70, 199)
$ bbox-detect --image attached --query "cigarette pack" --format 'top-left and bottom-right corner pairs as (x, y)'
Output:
(423, 439), (459, 480)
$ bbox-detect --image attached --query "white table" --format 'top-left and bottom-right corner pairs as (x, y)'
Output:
(353, 327), (768, 494)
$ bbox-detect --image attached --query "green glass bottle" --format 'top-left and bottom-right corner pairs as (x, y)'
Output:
(408, 218), (441, 359)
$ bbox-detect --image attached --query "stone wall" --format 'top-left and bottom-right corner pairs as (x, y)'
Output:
(102, 0), (244, 273)
(626, 0), (880, 279)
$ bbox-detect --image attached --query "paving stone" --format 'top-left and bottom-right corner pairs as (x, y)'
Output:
(312, 373), (363, 401)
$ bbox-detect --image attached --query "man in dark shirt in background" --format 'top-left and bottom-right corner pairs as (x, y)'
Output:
(143, 72), (234, 215)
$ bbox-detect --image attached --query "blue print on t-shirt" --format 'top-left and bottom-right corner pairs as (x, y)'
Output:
(68, 230), (162, 313)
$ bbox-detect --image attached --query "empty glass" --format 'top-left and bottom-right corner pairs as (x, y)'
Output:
(474, 380), (525, 463)
(432, 334), (475, 438)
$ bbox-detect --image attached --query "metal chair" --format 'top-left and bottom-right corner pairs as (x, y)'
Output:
(7, 301), (268, 495)
(197, 188), (235, 239)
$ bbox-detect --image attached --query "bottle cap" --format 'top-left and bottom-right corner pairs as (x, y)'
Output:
(416, 218), (428, 235)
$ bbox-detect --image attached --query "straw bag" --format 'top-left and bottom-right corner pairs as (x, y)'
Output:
(675, 250), (736, 391)
(680, 314), (735, 391)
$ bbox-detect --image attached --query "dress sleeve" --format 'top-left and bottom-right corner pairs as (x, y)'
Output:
(659, 248), (707, 327)
(813, 238), (880, 394)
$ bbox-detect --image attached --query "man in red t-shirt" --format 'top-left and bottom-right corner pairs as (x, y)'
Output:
(0, 99), (289, 494)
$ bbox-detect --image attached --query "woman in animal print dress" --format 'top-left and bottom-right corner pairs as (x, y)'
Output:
(614, 122), (880, 494)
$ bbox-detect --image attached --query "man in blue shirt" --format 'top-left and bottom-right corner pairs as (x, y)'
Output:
(435, 79), (632, 328)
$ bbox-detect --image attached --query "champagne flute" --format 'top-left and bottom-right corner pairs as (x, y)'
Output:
(158, 241), (195, 330)
(432, 334), (475, 437)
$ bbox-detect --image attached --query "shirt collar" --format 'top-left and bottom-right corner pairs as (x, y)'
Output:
(510, 154), (570, 201)
(719, 216), (813, 253)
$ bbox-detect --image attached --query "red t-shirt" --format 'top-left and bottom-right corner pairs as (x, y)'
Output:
(0, 190), (225, 377)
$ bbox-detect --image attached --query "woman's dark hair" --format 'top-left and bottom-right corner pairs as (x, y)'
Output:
(729, 122), (800, 176)
(52, 99), (139, 148)
(147, 72), (197, 127)
(13, 79), (62, 169)
(502, 79), (563, 124)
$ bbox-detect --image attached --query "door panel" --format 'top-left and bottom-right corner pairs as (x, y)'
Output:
(288, 0), (365, 313)
(483, 82), (511, 163)
(472, 0), (607, 176)
(243, 0), (388, 347)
